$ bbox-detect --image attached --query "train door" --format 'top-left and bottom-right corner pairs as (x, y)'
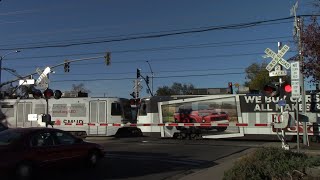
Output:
(89, 100), (107, 135)
(106, 100), (123, 136)
(16, 102), (32, 127)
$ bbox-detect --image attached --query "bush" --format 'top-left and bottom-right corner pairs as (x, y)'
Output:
(223, 147), (320, 180)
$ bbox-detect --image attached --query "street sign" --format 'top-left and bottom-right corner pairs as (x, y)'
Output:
(269, 70), (287, 77)
(265, 45), (291, 71)
(278, 100), (286, 107)
(290, 62), (300, 99)
(269, 65), (287, 77)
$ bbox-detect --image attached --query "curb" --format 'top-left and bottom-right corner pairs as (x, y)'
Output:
(177, 148), (256, 180)
(178, 142), (320, 180)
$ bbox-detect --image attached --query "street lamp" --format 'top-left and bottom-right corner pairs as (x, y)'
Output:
(0, 50), (20, 85)
(146, 60), (154, 96)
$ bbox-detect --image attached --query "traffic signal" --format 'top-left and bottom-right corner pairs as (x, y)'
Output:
(129, 98), (140, 105)
(105, 52), (111, 66)
(32, 89), (42, 99)
(282, 82), (292, 94)
(228, 82), (233, 94)
(54, 90), (62, 99)
(64, 60), (70, 72)
(263, 83), (279, 97)
(136, 69), (141, 79)
(130, 92), (136, 98)
(263, 82), (291, 97)
(43, 88), (54, 99)
(146, 76), (149, 84)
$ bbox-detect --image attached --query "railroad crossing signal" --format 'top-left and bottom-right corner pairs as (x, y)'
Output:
(265, 45), (291, 72)
(36, 67), (50, 89)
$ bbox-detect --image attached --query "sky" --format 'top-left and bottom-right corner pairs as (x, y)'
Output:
(0, 0), (317, 98)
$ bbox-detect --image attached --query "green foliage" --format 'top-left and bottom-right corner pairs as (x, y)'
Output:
(300, 17), (320, 83)
(223, 147), (320, 180)
(244, 62), (290, 91)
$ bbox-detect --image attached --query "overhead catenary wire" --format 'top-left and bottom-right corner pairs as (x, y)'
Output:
(0, 15), (314, 51)
(2, 36), (294, 62)
(50, 72), (245, 83)
(0, 19), (295, 49)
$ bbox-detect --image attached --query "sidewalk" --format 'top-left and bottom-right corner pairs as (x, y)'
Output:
(179, 142), (320, 180)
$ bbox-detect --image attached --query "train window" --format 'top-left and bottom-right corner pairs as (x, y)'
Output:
(52, 104), (68, 117)
(1, 104), (13, 108)
(0, 104), (14, 117)
(122, 100), (133, 120)
(139, 103), (147, 116)
(111, 103), (122, 116)
(70, 103), (86, 117)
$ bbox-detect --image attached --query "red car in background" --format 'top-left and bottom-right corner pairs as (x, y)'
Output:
(0, 127), (105, 180)
(174, 104), (230, 131)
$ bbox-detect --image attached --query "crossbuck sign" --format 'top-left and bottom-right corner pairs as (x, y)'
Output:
(265, 45), (291, 72)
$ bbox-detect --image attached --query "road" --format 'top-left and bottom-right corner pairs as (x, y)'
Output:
(41, 136), (277, 180)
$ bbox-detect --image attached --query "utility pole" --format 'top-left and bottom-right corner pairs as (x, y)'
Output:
(297, 17), (308, 146)
(292, 2), (308, 147)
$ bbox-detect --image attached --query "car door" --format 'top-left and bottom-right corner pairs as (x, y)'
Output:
(52, 130), (88, 163)
(29, 131), (63, 167)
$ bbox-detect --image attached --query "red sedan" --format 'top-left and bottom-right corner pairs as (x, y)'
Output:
(0, 127), (106, 180)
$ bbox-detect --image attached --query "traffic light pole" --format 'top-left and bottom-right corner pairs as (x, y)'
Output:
(46, 74), (50, 128)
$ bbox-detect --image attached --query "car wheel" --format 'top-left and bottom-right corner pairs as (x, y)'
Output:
(15, 162), (33, 180)
(87, 151), (99, 167)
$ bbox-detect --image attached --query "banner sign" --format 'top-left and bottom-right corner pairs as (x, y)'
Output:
(239, 94), (320, 112)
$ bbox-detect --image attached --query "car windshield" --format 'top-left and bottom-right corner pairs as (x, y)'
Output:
(0, 130), (22, 145)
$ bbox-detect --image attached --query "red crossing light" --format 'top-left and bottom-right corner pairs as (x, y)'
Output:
(43, 89), (54, 99)
(283, 83), (292, 93)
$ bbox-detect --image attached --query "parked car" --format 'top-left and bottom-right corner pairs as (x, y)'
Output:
(0, 127), (106, 180)
(174, 104), (229, 131)
(0, 122), (8, 132)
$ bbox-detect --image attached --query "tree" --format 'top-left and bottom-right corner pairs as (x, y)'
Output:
(156, 82), (195, 96)
(1, 83), (29, 99)
(300, 17), (320, 83)
(244, 62), (290, 91)
(70, 83), (91, 93)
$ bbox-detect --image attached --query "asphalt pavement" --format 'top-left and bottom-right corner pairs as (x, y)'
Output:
(33, 136), (320, 180)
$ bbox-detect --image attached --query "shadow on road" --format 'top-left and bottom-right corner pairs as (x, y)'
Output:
(28, 151), (216, 180)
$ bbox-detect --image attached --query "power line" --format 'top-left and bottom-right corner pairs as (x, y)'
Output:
(3, 35), (293, 62)
(51, 67), (246, 76)
(0, 19), (294, 48)
(51, 72), (245, 83)
(0, 16), (302, 51)
(5, 49), (298, 70)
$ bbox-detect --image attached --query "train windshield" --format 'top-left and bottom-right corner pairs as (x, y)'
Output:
(121, 99), (136, 122)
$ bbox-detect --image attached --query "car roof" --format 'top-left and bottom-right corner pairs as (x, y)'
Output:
(2, 127), (59, 134)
